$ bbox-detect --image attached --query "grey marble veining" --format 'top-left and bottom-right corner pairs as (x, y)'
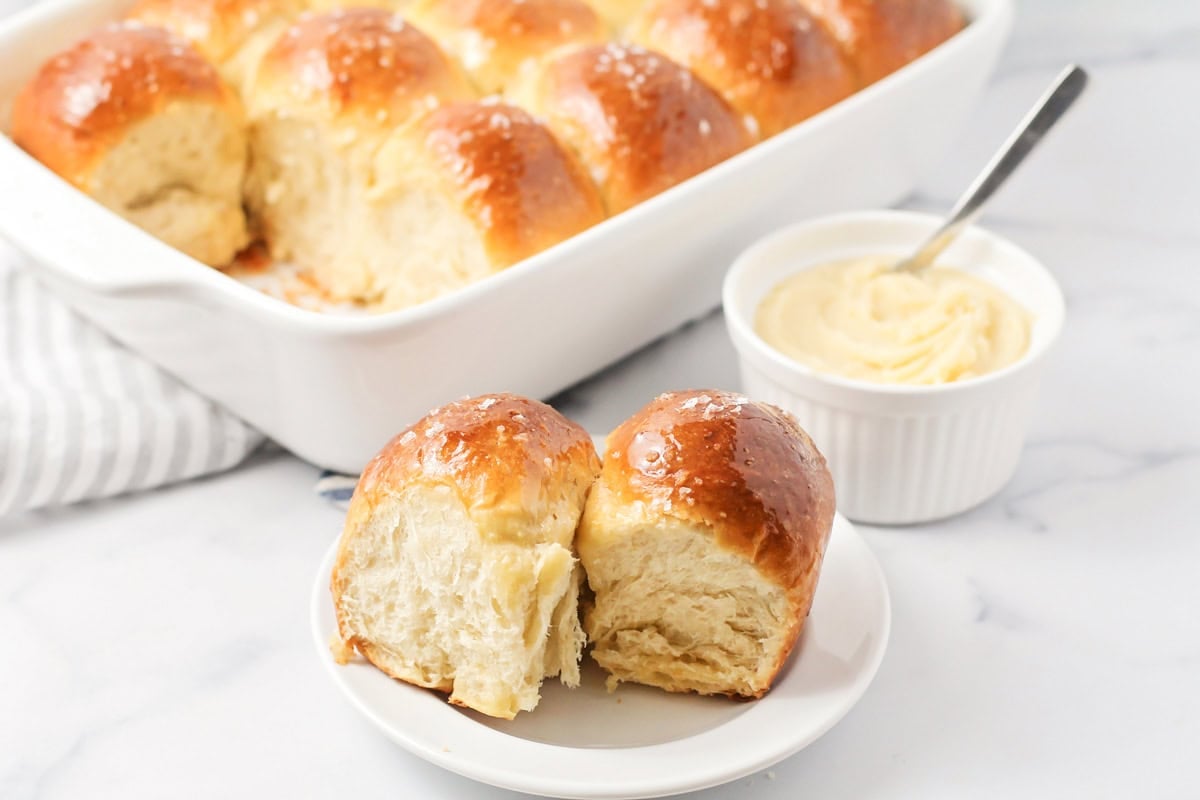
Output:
(3, 0), (1200, 797)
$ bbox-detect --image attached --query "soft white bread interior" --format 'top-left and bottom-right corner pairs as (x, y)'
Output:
(409, 0), (608, 95)
(331, 394), (601, 719)
(11, 22), (249, 267)
(243, 8), (475, 304)
(577, 390), (836, 698)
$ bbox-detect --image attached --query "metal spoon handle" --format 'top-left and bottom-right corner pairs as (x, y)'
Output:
(897, 64), (1089, 272)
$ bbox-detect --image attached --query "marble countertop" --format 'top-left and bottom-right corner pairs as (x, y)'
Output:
(3, 0), (1199, 797)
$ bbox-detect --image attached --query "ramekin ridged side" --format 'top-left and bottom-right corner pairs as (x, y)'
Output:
(738, 360), (1042, 524)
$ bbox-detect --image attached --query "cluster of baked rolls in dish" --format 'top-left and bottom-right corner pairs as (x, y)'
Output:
(11, 0), (963, 311)
(330, 390), (836, 718)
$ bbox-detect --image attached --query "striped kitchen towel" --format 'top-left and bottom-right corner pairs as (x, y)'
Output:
(0, 244), (265, 517)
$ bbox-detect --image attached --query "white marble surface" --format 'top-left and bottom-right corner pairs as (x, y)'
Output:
(3, 1), (1200, 797)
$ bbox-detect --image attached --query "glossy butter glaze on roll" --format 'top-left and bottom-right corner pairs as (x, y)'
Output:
(629, 0), (857, 138)
(125, 0), (303, 91)
(410, 0), (608, 95)
(243, 8), (474, 303)
(368, 101), (606, 310)
(11, 22), (249, 267)
(577, 389), (836, 698)
(518, 43), (753, 213)
(794, 0), (965, 85)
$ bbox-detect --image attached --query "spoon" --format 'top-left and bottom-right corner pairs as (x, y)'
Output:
(894, 64), (1089, 272)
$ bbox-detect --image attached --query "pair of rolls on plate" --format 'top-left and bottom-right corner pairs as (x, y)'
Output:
(10, 22), (250, 267)
(244, 8), (604, 310)
(331, 390), (835, 716)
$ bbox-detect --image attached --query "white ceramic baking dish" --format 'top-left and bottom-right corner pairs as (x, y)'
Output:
(0, 0), (1012, 473)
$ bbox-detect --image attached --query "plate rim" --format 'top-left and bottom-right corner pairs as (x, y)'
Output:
(311, 513), (891, 799)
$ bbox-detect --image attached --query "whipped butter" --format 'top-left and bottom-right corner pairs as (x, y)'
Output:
(754, 255), (1032, 385)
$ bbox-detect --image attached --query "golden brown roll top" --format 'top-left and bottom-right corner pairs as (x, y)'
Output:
(411, 0), (607, 95)
(11, 22), (249, 266)
(794, 0), (965, 85)
(410, 101), (606, 268)
(124, 0), (303, 90)
(518, 43), (752, 214)
(351, 393), (601, 542)
(248, 8), (474, 127)
(12, 22), (236, 187)
(597, 389), (835, 599)
(629, 0), (857, 138)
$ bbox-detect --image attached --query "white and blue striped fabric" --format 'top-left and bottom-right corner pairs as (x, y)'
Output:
(0, 244), (265, 517)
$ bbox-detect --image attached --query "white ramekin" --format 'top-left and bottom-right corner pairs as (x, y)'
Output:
(723, 210), (1065, 525)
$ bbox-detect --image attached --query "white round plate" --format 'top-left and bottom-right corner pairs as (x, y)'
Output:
(310, 514), (890, 799)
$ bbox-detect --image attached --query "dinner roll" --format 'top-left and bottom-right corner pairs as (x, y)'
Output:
(11, 22), (249, 267)
(367, 101), (606, 309)
(331, 394), (601, 719)
(243, 8), (474, 304)
(629, 0), (857, 138)
(577, 390), (835, 698)
(794, 0), (965, 85)
(410, 0), (607, 95)
(125, 0), (303, 91)
(516, 44), (752, 213)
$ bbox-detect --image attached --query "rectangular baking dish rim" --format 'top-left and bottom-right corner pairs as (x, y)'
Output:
(0, 0), (1011, 337)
